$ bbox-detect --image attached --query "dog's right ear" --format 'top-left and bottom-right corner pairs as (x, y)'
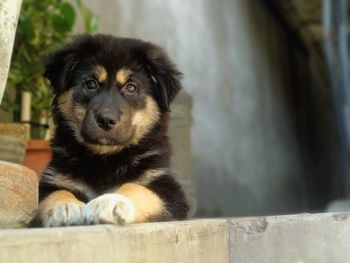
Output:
(43, 47), (78, 93)
(145, 45), (183, 112)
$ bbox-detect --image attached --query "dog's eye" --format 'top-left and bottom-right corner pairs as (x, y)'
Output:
(123, 83), (137, 94)
(85, 79), (98, 90)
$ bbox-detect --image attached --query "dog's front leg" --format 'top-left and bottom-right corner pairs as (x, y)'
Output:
(84, 183), (165, 225)
(34, 190), (86, 227)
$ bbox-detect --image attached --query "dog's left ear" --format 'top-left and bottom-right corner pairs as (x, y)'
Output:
(44, 45), (78, 93)
(146, 46), (182, 112)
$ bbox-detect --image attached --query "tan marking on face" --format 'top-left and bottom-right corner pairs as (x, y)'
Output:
(57, 91), (86, 122)
(73, 105), (86, 123)
(57, 91), (86, 143)
(57, 91), (75, 121)
(85, 108), (134, 154)
(131, 96), (160, 145)
(86, 97), (159, 154)
(57, 90), (159, 155)
(116, 183), (167, 223)
(116, 68), (131, 85)
(96, 65), (108, 82)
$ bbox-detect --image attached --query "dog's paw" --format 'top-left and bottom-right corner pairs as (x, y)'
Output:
(43, 201), (85, 227)
(84, 194), (136, 225)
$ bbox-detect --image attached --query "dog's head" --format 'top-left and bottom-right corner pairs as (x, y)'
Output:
(45, 34), (182, 154)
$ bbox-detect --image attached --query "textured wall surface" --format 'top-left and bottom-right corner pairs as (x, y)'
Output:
(0, 213), (349, 263)
(0, 161), (38, 228)
(72, 0), (306, 217)
(0, 0), (22, 103)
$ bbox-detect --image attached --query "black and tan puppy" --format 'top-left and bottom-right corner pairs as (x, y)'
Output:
(30, 34), (189, 227)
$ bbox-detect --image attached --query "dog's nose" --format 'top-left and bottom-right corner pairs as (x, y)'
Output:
(95, 112), (116, 131)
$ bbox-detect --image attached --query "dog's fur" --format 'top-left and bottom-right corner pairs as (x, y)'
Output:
(30, 34), (189, 227)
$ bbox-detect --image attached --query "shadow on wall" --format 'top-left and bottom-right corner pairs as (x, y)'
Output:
(194, 155), (256, 217)
(192, 0), (337, 217)
(192, 0), (307, 217)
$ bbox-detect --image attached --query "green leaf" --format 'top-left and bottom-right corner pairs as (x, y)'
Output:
(8, 68), (24, 85)
(52, 2), (76, 33)
(61, 2), (76, 30)
(0, 92), (20, 113)
(17, 16), (35, 40)
(21, 61), (43, 80)
(45, 42), (63, 55)
(75, 0), (99, 33)
(89, 16), (99, 33)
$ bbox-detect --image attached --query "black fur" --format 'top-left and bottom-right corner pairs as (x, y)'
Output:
(30, 34), (189, 227)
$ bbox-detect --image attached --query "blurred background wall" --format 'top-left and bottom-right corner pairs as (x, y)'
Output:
(70, 0), (338, 217)
(0, 0), (331, 217)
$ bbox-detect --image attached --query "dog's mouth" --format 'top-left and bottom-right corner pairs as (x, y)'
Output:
(96, 137), (118, 145)
(78, 111), (136, 149)
(83, 136), (127, 146)
(80, 129), (134, 147)
(82, 135), (133, 155)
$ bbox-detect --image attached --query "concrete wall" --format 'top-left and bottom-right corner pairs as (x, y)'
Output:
(72, 0), (308, 217)
(1, 213), (349, 263)
(0, 0), (22, 103)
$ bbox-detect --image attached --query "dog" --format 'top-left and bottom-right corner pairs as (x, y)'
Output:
(30, 34), (189, 227)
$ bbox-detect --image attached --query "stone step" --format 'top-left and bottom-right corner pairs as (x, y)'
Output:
(0, 213), (349, 263)
(0, 161), (38, 228)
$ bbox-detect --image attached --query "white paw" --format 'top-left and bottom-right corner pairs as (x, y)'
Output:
(43, 202), (85, 227)
(84, 194), (136, 225)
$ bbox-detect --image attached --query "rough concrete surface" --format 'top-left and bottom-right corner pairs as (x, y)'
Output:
(229, 213), (350, 263)
(0, 219), (229, 263)
(0, 213), (349, 263)
(0, 124), (28, 164)
(0, 0), (22, 103)
(0, 161), (38, 228)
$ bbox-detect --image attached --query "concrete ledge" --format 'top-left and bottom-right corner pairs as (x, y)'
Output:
(0, 213), (349, 263)
(229, 213), (350, 263)
(0, 219), (230, 263)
